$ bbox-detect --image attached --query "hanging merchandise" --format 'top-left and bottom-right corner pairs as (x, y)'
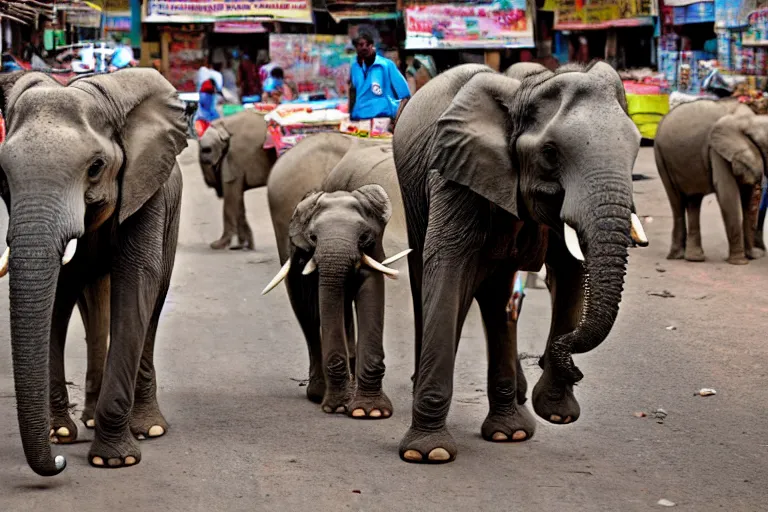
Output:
(404, 1), (534, 49)
(269, 34), (355, 97)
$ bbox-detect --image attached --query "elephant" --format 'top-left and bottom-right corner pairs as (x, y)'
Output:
(392, 62), (647, 463)
(0, 69), (187, 475)
(263, 133), (409, 418)
(504, 62), (551, 80)
(655, 99), (768, 264)
(198, 109), (276, 250)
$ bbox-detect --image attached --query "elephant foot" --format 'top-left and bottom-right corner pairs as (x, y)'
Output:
(130, 401), (169, 441)
(306, 375), (325, 404)
(321, 383), (351, 414)
(210, 236), (232, 250)
(727, 254), (749, 265)
(747, 247), (765, 260)
(481, 404), (536, 443)
(89, 430), (141, 468)
(684, 247), (705, 262)
(347, 390), (393, 419)
(666, 247), (685, 260)
(81, 391), (99, 429)
(532, 366), (581, 425)
(398, 427), (457, 464)
(50, 413), (78, 444)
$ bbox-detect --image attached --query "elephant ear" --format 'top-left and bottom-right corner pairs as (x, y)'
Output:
(352, 184), (392, 226)
(289, 190), (323, 251)
(431, 72), (521, 217)
(71, 68), (188, 223)
(709, 112), (764, 184)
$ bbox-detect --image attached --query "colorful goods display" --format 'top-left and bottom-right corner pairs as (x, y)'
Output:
(620, 70), (671, 139)
(404, 1), (534, 49)
(165, 26), (206, 93)
(263, 101), (348, 156)
(551, 0), (656, 30)
(269, 35), (355, 97)
(339, 118), (393, 138)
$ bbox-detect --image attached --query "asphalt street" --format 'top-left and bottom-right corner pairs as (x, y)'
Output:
(0, 143), (766, 511)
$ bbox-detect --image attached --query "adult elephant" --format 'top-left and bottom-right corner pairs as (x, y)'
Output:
(0, 69), (187, 475)
(655, 99), (768, 264)
(198, 109), (276, 250)
(263, 134), (409, 418)
(392, 63), (647, 463)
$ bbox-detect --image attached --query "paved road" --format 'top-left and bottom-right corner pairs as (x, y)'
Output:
(0, 144), (766, 511)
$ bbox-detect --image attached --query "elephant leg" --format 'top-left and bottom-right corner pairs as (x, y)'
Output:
(756, 180), (767, 251)
(235, 185), (254, 251)
(347, 270), (392, 419)
(345, 298), (356, 377)
(656, 151), (686, 259)
(49, 280), (80, 444)
(711, 151), (748, 265)
(743, 183), (764, 260)
(76, 274), (110, 429)
(532, 236), (584, 425)
(684, 194), (705, 262)
(210, 182), (239, 250)
(399, 254), (476, 464)
(89, 185), (180, 468)
(476, 268), (535, 443)
(285, 256), (324, 403)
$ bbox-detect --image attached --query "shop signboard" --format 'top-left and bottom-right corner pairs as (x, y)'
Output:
(269, 35), (355, 97)
(213, 20), (267, 32)
(553, 0), (656, 30)
(144, 0), (313, 23)
(404, 1), (534, 50)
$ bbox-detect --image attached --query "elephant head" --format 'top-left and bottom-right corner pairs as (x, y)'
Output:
(709, 107), (768, 185)
(198, 121), (229, 197)
(0, 69), (187, 476)
(430, 62), (646, 383)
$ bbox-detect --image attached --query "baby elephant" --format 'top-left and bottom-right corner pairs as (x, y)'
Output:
(263, 135), (409, 418)
(655, 99), (768, 264)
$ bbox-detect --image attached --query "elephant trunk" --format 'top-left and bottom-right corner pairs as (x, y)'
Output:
(8, 227), (66, 476)
(316, 245), (356, 386)
(552, 181), (632, 384)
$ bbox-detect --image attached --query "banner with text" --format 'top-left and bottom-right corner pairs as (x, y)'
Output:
(553, 0), (656, 30)
(145, 0), (313, 23)
(405, 1), (534, 50)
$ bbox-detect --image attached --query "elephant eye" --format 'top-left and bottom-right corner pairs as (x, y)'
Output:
(309, 233), (317, 244)
(88, 159), (105, 179)
(540, 145), (559, 168)
(201, 147), (212, 154)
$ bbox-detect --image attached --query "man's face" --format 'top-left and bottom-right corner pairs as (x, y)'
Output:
(355, 39), (374, 60)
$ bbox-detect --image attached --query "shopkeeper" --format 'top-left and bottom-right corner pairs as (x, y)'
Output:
(348, 31), (411, 126)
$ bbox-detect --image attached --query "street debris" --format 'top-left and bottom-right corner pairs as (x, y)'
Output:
(696, 388), (717, 397)
(655, 267), (666, 273)
(653, 408), (667, 424)
(657, 498), (676, 507)
(633, 411), (647, 418)
(666, 325), (677, 331)
(290, 378), (309, 387)
(648, 290), (675, 298)
(694, 295), (708, 300)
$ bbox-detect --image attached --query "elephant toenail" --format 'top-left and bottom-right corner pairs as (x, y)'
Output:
(86, 419), (95, 428)
(383, 410), (391, 417)
(402, 449), (423, 462)
(92, 456), (105, 466)
(512, 431), (527, 441)
(369, 409), (382, 418)
(550, 414), (562, 422)
(107, 458), (122, 467)
(49, 429), (55, 438)
(492, 432), (508, 441)
(56, 427), (70, 437)
(323, 406), (333, 413)
(335, 406), (346, 414)
(137, 434), (146, 440)
(148, 425), (165, 437)
(428, 448), (451, 461)
(124, 456), (137, 466)
(351, 408), (366, 417)
(564, 416), (572, 424)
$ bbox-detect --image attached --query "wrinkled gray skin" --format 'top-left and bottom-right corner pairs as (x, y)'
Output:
(655, 99), (768, 264)
(0, 69), (187, 475)
(198, 110), (276, 250)
(504, 62), (550, 80)
(393, 63), (641, 463)
(267, 133), (407, 418)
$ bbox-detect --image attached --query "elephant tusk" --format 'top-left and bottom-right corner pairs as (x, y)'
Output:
(361, 254), (399, 279)
(382, 248), (413, 266)
(630, 213), (649, 247)
(563, 223), (585, 262)
(62, 239), (77, 265)
(0, 247), (8, 278)
(261, 259), (291, 295)
(302, 258), (317, 275)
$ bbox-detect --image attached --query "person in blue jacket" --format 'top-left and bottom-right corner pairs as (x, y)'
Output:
(348, 30), (411, 127)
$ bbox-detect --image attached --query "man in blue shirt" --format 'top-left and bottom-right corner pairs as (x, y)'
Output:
(349, 31), (411, 127)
